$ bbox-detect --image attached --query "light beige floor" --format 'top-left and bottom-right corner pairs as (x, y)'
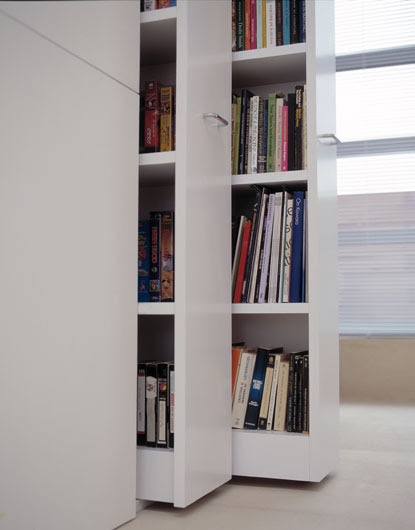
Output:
(122, 404), (415, 530)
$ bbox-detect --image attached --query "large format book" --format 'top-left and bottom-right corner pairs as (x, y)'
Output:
(258, 192), (276, 303)
(145, 362), (158, 447)
(287, 92), (296, 170)
(232, 216), (248, 300)
(248, 191), (269, 303)
(281, 195), (294, 302)
(238, 89), (255, 174)
(233, 219), (252, 303)
(137, 362), (147, 446)
(232, 348), (257, 429)
(273, 354), (290, 431)
(289, 191), (305, 302)
(160, 211), (174, 302)
(159, 85), (174, 152)
(268, 191), (284, 303)
(232, 95), (242, 175)
(138, 220), (150, 302)
(244, 346), (283, 429)
(144, 80), (160, 152)
(149, 211), (162, 301)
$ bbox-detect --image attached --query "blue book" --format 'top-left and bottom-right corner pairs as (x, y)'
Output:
(138, 220), (150, 302)
(244, 346), (283, 429)
(282, 0), (291, 45)
(289, 191), (305, 302)
(299, 0), (306, 43)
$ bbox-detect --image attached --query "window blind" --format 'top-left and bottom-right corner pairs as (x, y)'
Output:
(334, 0), (415, 336)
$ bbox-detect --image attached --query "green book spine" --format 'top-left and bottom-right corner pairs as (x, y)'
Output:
(266, 93), (276, 172)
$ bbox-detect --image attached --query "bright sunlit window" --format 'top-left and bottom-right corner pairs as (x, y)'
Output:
(335, 0), (415, 336)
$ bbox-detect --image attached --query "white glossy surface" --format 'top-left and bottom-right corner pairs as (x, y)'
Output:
(0, 4), (139, 529)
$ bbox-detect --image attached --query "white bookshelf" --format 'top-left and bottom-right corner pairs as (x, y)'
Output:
(136, 1), (232, 508)
(231, 0), (339, 483)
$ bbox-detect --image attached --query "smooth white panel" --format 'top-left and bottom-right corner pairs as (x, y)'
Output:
(174, 0), (232, 508)
(0, 0), (139, 92)
(0, 8), (138, 530)
(136, 448), (174, 503)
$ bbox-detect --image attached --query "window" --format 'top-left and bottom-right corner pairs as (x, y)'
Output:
(335, 0), (415, 336)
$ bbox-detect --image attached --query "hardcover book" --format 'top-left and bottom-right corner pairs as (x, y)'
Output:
(159, 85), (174, 152)
(157, 362), (169, 447)
(138, 220), (150, 302)
(289, 190), (305, 302)
(145, 362), (158, 446)
(160, 211), (174, 301)
(232, 348), (257, 429)
(144, 80), (160, 152)
(137, 362), (147, 446)
(168, 363), (175, 448)
(149, 212), (162, 302)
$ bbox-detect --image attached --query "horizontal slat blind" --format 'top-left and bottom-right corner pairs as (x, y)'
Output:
(335, 0), (415, 336)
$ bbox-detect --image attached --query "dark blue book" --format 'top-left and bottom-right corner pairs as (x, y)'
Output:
(289, 191), (305, 302)
(138, 220), (150, 302)
(299, 0), (306, 43)
(149, 212), (162, 302)
(244, 346), (283, 429)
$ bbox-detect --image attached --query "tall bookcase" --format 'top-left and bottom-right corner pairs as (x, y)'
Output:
(231, 0), (339, 482)
(136, 1), (232, 508)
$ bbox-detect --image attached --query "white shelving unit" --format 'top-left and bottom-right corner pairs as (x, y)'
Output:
(136, 1), (232, 508)
(231, 0), (339, 482)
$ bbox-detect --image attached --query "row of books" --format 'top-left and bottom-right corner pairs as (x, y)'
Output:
(141, 80), (175, 154)
(141, 0), (176, 11)
(138, 211), (174, 302)
(232, 186), (307, 304)
(232, 0), (306, 52)
(232, 344), (309, 433)
(232, 85), (307, 176)
(137, 361), (175, 448)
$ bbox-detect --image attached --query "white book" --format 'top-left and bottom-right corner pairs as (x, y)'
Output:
(281, 197), (294, 303)
(275, 97), (284, 171)
(273, 355), (290, 431)
(266, 353), (281, 430)
(258, 193), (276, 303)
(250, 95), (260, 174)
(266, 0), (276, 47)
(256, 0), (263, 49)
(268, 192), (283, 303)
(232, 349), (257, 429)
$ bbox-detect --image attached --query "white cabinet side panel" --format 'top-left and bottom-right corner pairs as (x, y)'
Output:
(0, 11), (138, 530)
(174, 0), (232, 508)
(0, 1), (140, 92)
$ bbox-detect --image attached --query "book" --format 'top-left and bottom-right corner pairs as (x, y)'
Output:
(299, 0), (306, 43)
(137, 362), (147, 446)
(287, 92), (296, 170)
(138, 220), (150, 302)
(266, 93), (276, 172)
(289, 190), (305, 302)
(248, 191), (269, 302)
(145, 362), (158, 446)
(275, 96), (285, 172)
(241, 186), (263, 302)
(233, 219), (252, 303)
(232, 95), (242, 175)
(273, 354), (290, 431)
(281, 104), (289, 171)
(232, 344), (245, 402)
(258, 351), (278, 429)
(258, 192), (276, 303)
(268, 191), (284, 303)
(282, 0), (290, 46)
(232, 348), (257, 429)
(159, 85), (174, 152)
(290, 0), (300, 44)
(250, 0), (257, 50)
(144, 80), (160, 152)
(265, 0), (276, 48)
(258, 98), (267, 173)
(295, 85), (304, 170)
(248, 95), (260, 174)
(281, 194), (294, 303)
(235, 0), (245, 51)
(276, 0), (283, 46)
(266, 352), (282, 430)
(168, 363), (175, 447)
(238, 89), (255, 175)
(160, 211), (174, 302)
(149, 211), (162, 302)
(157, 362), (169, 447)
(244, 346), (282, 429)
(232, 216), (248, 298)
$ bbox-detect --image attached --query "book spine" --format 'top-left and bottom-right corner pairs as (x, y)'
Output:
(244, 348), (268, 429)
(275, 97), (284, 172)
(266, 93), (276, 172)
(232, 350), (257, 428)
(248, 191), (268, 302)
(232, 216), (247, 298)
(138, 220), (150, 302)
(289, 191), (304, 302)
(273, 355), (290, 431)
(267, 191), (284, 303)
(232, 346), (244, 403)
(235, 0), (245, 51)
(266, 354), (281, 430)
(232, 0), (237, 52)
(262, 0), (267, 48)
(287, 92), (296, 170)
(149, 211), (162, 302)
(159, 85), (174, 152)
(302, 353), (309, 433)
(257, 98), (266, 173)
(238, 89), (252, 175)
(265, 0), (276, 48)
(160, 211), (174, 302)
(168, 363), (175, 447)
(285, 353), (296, 432)
(290, 0), (299, 44)
(256, 0), (263, 49)
(157, 363), (168, 447)
(232, 96), (242, 176)
(281, 104), (289, 171)
(282, 197), (294, 302)
(250, 96), (260, 174)
(233, 219), (252, 303)
(244, 0), (251, 50)
(137, 363), (147, 445)
(253, 194), (270, 302)
(258, 192), (276, 303)
(143, 0), (157, 11)
(250, 0), (257, 50)
(144, 80), (159, 152)
(299, 0), (306, 43)
(276, 0), (283, 46)
(282, 0), (290, 45)
(258, 353), (276, 429)
(295, 85), (304, 170)
(145, 362), (158, 446)
(241, 186), (262, 302)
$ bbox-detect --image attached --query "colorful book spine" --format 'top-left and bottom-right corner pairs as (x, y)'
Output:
(282, 0), (291, 45)
(250, 0), (257, 50)
(289, 191), (305, 302)
(160, 211), (174, 302)
(159, 85), (174, 152)
(149, 211), (162, 302)
(243, 348), (268, 429)
(281, 104), (289, 171)
(265, 0), (276, 47)
(235, 0), (245, 51)
(266, 93), (276, 172)
(233, 220), (252, 303)
(138, 220), (150, 302)
(168, 363), (175, 447)
(144, 80), (160, 152)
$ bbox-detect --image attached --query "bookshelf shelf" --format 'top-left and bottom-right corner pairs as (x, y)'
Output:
(139, 152), (175, 187)
(232, 169), (307, 189)
(232, 43), (306, 87)
(137, 302), (175, 315)
(232, 303), (309, 315)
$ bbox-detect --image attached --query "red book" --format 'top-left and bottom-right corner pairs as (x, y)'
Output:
(233, 220), (252, 303)
(250, 0), (257, 50)
(232, 345), (244, 400)
(144, 80), (160, 152)
(244, 0), (251, 50)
